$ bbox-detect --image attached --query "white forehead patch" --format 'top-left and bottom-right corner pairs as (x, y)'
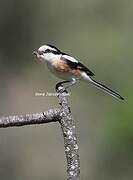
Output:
(38, 45), (56, 52)
(62, 54), (78, 63)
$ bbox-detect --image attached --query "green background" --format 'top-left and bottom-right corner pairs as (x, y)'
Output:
(0, 0), (132, 179)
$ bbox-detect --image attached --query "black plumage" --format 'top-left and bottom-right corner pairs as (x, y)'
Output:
(46, 44), (95, 76)
(62, 56), (95, 76)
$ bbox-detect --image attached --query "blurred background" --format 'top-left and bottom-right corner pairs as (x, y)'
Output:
(0, 0), (132, 179)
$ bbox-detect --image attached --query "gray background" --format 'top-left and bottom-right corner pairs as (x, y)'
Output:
(0, 0), (132, 179)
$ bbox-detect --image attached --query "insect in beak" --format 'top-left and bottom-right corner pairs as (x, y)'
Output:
(33, 50), (38, 56)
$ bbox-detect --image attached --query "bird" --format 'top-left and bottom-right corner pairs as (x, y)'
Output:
(33, 44), (124, 100)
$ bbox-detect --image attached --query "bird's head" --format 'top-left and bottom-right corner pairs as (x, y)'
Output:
(33, 44), (61, 62)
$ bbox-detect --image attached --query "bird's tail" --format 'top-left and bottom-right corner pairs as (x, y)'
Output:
(87, 77), (124, 100)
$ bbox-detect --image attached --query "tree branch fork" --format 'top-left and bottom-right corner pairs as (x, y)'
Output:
(0, 85), (80, 180)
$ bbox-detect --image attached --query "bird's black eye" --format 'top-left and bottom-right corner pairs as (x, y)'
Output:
(45, 49), (51, 53)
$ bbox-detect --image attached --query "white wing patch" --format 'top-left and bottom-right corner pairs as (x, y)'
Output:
(62, 55), (78, 63)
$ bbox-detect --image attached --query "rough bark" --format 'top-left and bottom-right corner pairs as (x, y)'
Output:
(0, 86), (80, 180)
(57, 88), (80, 180)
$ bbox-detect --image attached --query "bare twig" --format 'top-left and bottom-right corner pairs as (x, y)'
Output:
(0, 85), (80, 180)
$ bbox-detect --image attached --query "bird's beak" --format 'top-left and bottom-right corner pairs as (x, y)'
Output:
(33, 50), (38, 56)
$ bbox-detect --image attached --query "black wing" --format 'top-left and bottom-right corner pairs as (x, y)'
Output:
(61, 55), (95, 76)
(76, 62), (95, 76)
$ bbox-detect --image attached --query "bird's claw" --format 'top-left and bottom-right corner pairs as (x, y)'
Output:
(55, 82), (68, 93)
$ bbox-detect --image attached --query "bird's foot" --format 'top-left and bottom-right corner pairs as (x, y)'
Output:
(55, 81), (70, 93)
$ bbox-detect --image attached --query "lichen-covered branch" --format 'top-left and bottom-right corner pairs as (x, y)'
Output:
(0, 108), (60, 128)
(0, 85), (80, 180)
(57, 87), (80, 180)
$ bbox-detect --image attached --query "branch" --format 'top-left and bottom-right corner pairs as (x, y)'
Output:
(0, 85), (80, 180)
(0, 108), (60, 127)
(57, 86), (80, 180)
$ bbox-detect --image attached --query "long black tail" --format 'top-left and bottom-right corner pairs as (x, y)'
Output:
(90, 78), (124, 100)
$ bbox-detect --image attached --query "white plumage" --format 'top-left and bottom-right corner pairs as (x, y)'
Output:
(34, 44), (124, 100)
